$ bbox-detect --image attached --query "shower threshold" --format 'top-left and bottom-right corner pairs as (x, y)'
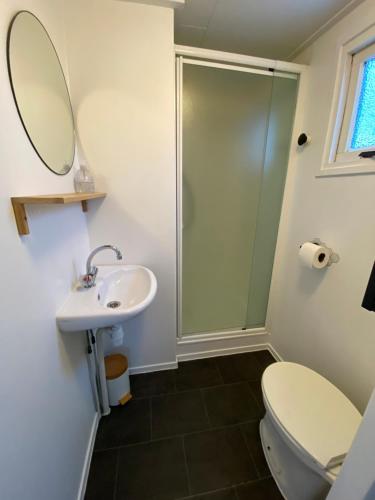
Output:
(178, 326), (266, 343)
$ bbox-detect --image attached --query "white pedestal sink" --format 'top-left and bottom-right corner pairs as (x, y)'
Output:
(57, 265), (157, 415)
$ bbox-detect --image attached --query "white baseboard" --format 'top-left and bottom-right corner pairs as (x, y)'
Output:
(177, 329), (271, 361)
(177, 327), (267, 344)
(267, 343), (283, 361)
(129, 360), (178, 375)
(177, 342), (273, 362)
(123, 341), (282, 375)
(77, 412), (100, 500)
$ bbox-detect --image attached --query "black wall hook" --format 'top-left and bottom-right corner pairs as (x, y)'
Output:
(298, 133), (309, 146)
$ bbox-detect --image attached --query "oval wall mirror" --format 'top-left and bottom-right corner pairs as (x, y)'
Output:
(7, 11), (75, 175)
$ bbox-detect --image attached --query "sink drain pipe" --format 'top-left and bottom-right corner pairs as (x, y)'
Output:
(86, 331), (101, 415)
(86, 329), (111, 416)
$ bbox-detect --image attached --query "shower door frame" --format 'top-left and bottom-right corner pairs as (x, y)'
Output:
(175, 45), (308, 341)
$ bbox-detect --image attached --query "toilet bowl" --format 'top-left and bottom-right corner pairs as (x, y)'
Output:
(260, 362), (361, 500)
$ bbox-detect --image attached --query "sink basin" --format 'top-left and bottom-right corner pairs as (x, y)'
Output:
(57, 265), (157, 332)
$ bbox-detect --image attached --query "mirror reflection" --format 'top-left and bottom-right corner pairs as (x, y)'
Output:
(7, 11), (75, 175)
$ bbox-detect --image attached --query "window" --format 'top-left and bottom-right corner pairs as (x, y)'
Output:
(320, 25), (375, 176)
(351, 57), (375, 150)
(336, 42), (375, 163)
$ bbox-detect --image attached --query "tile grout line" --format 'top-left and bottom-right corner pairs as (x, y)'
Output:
(131, 379), (263, 401)
(233, 484), (241, 500)
(177, 485), (238, 500)
(241, 379), (264, 420)
(181, 435), (192, 497)
(112, 448), (120, 500)
(175, 478), (274, 500)
(239, 425), (261, 480)
(173, 366), (178, 393)
(199, 388), (212, 428)
(94, 418), (262, 453)
(247, 381), (265, 416)
(213, 357), (225, 385)
(149, 397), (153, 442)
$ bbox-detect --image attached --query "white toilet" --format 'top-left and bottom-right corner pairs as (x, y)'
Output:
(260, 362), (361, 500)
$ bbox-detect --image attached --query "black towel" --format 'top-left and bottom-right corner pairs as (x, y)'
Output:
(362, 262), (375, 312)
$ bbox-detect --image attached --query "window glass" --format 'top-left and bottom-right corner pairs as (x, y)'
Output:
(351, 58), (375, 150)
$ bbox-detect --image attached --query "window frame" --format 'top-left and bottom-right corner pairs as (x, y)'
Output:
(337, 44), (375, 162)
(319, 24), (375, 177)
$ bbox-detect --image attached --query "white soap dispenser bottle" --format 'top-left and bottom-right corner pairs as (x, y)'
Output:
(74, 163), (95, 193)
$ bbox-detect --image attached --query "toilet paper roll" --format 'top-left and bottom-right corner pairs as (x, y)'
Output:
(299, 242), (330, 269)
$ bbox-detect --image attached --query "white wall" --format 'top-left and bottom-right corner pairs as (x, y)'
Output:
(268, 0), (375, 412)
(0, 1), (96, 499)
(65, 0), (177, 370)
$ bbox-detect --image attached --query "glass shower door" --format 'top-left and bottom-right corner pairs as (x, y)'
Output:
(245, 75), (298, 328)
(180, 60), (297, 336)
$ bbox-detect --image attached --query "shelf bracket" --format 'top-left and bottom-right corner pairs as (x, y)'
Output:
(11, 199), (29, 235)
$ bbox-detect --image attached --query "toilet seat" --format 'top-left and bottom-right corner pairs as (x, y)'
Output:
(262, 362), (361, 476)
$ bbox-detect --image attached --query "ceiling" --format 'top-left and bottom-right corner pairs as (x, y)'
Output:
(174, 0), (363, 60)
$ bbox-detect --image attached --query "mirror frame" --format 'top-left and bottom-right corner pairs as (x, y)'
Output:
(7, 10), (76, 176)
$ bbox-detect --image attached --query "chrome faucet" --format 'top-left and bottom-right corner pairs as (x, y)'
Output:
(81, 245), (123, 288)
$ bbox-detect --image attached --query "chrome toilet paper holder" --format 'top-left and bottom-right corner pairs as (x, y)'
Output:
(300, 238), (340, 267)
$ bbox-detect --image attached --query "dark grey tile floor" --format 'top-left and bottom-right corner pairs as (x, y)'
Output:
(85, 350), (283, 500)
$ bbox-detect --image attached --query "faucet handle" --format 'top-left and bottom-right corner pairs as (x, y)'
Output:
(80, 268), (98, 288)
(87, 265), (98, 277)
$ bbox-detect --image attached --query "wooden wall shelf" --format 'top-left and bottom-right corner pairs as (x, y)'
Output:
(11, 192), (106, 235)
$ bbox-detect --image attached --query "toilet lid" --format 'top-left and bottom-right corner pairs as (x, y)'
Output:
(262, 362), (361, 470)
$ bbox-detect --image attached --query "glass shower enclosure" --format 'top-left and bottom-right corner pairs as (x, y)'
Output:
(177, 56), (298, 337)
